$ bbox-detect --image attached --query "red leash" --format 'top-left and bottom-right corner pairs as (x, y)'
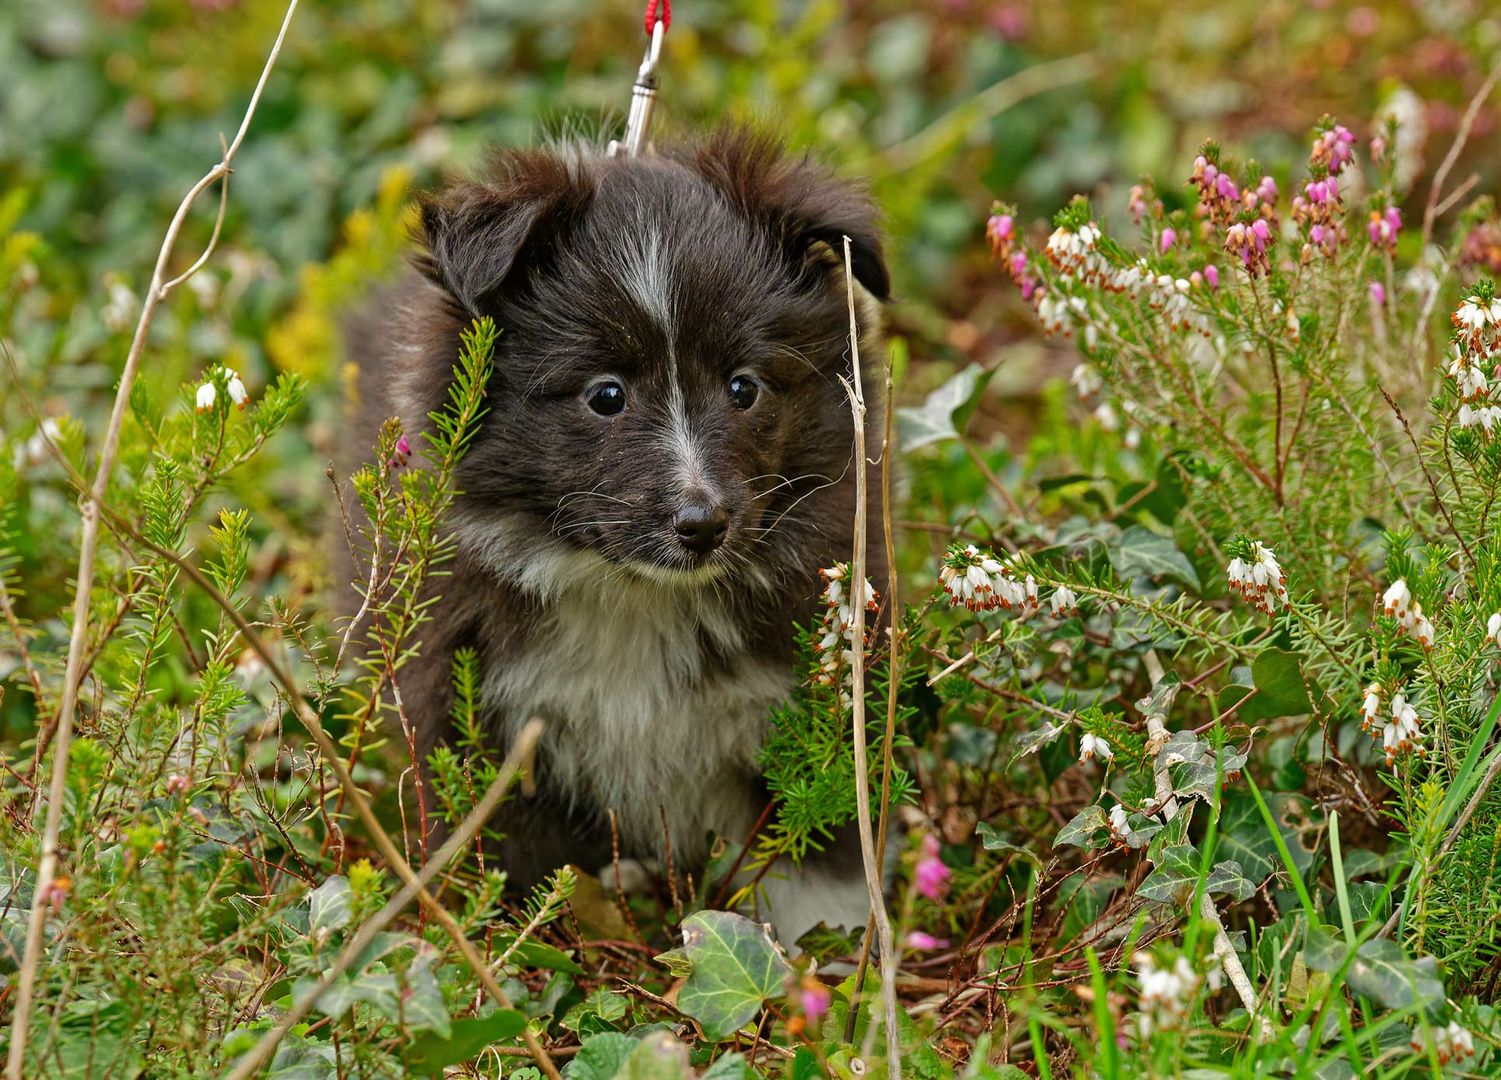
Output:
(643, 0), (670, 35)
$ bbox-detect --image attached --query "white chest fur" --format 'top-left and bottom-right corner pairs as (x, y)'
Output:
(482, 570), (793, 861)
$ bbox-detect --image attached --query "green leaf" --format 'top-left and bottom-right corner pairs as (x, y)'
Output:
(654, 911), (791, 1041)
(702, 1053), (756, 1080)
(1112, 525), (1201, 591)
(1203, 860), (1255, 902)
(616, 1031), (695, 1080)
(1304, 928), (1444, 1012)
(1010, 722), (1066, 764)
(897, 364), (996, 451)
(977, 822), (1043, 865)
(1218, 649), (1312, 722)
(1217, 790), (1279, 882)
(1138, 844), (1200, 905)
(405, 1009), (526, 1076)
(402, 955), (451, 1037)
(307, 876), (352, 935)
(494, 934), (585, 975)
(1054, 805), (1109, 850)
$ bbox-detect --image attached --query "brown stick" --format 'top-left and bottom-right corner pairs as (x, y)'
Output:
(838, 237), (901, 1073)
(4, 6), (301, 1074)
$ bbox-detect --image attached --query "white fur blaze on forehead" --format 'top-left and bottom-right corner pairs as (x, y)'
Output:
(611, 228), (674, 334)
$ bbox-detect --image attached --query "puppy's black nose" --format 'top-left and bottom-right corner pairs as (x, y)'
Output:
(673, 502), (729, 556)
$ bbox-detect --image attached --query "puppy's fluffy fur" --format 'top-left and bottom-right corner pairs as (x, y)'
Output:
(345, 127), (888, 941)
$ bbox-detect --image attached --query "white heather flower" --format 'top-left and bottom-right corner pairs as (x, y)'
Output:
(1079, 732), (1113, 764)
(1070, 363), (1101, 399)
(1093, 402), (1120, 430)
(1226, 541), (1287, 614)
(1415, 1021), (1477, 1066)
(13, 418), (62, 469)
(1487, 612), (1501, 646)
(1050, 585), (1078, 617)
(1360, 683), (1382, 732)
(1409, 605), (1434, 650)
(1382, 579), (1412, 618)
(101, 279), (138, 333)
(195, 381), (217, 412)
(1453, 295), (1499, 337)
(224, 369), (248, 410)
(1133, 953), (1197, 1037)
(1447, 352), (1489, 401)
(812, 563), (878, 687)
(1108, 803), (1136, 845)
(938, 544), (1031, 613)
(1380, 691), (1424, 765)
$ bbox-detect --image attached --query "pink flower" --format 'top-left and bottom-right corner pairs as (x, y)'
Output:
(914, 834), (950, 900)
(388, 433), (412, 469)
(906, 931), (950, 951)
(1370, 135), (1387, 162)
(986, 213), (1014, 250)
(1159, 227), (1176, 253)
(1203, 264), (1220, 289)
(1367, 205), (1401, 251)
(1256, 176), (1278, 203)
(799, 980), (831, 1023)
(1370, 281), (1386, 306)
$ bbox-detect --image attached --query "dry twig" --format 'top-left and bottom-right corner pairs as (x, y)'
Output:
(5, 5), (301, 1074)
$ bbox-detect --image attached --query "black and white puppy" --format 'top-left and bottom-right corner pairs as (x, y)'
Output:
(346, 127), (888, 943)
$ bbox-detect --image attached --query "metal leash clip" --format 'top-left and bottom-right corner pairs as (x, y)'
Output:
(608, 17), (666, 157)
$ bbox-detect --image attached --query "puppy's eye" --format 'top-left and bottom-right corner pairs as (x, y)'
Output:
(586, 380), (627, 417)
(728, 374), (760, 410)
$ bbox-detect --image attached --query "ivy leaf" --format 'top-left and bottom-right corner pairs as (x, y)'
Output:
(1054, 805), (1110, 850)
(977, 822), (1044, 865)
(1138, 844), (1200, 905)
(616, 1031), (695, 1080)
(402, 954), (450, 1037)
(1304, 928), (1444, 1012)
(404, 1009), (526, 1077)
(897, 364), (995, 451)
(563, 1033), (642, 1080)
(1203, 860), (1255, 902)
(654, 911), (791, 1041)
(1113, 525), (1201, 591)
(1219, 649), (1312, 722)
(1011, 722), (1066, 765)
(307, 876), (352, 935)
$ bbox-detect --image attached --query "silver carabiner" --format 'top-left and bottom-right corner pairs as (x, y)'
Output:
(608, 19), (666, 158)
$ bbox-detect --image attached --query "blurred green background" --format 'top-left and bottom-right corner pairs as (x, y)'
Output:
(1, 0), (1497, 736)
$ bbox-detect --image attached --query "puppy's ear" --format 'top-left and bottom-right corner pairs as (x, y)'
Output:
(686, 127), (890, 301)
(418, 151), (592, 315)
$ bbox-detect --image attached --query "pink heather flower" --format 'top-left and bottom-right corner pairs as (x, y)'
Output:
(1314, 124), (1356, 175)
(1367, 205), (1401, 251)
(389, 433), (412, 469)
(1203, 264), (1219, 289)
(1159, 227), (1177, 253)
(1370, 135), (1387, 162)
(166, 774), (191, 796)
(799, 980), (831, 1023)
(1256, 176), (1278, 203)
(1215, 173), (1238, 202)
(986, 213), (1014, 255)
(1370, 281), (1386, 306)
(906, 931), (950, 951)
(914, 834), (951, 900)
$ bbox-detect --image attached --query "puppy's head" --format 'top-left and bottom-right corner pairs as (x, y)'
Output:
(416, 127), (888, 593)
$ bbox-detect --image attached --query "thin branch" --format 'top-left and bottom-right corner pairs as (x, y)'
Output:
(224, 721), (544, 1080)
(1419, 62), (1501, 251)
(5, 5), (300, 1074)
(839, 237), (901, 1074)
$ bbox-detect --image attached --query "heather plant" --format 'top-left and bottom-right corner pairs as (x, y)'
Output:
(4, 3), (1501, 1078)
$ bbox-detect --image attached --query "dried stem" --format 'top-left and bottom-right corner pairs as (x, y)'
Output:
(224, 721), (544, 1080)
(5, 5), (300, 1074)
(839, 237), (901, 1073)
(847, 332), (904, 1040)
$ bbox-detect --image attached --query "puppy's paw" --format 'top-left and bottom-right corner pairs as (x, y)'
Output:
(596, 857), (660, 896)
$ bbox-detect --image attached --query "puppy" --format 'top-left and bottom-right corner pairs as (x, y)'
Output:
(344, 127), (888, 944)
